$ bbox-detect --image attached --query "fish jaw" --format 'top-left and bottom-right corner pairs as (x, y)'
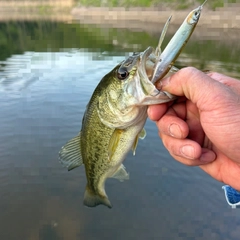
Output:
(121, 47), (176, 107)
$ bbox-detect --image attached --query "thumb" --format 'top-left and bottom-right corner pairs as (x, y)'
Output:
(156, 67), (228, 109)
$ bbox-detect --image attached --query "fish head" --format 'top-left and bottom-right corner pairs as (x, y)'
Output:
(98, 0), (208, 129)
(97, 47), (175, 129)
(98, 0), (207, 128)
(117, 46), (175, 104)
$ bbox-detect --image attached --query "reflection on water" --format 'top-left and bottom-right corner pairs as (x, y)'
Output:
(1, 50), (239, 93)
(0, 21), (240, 240)
(0, 51), (125, 91)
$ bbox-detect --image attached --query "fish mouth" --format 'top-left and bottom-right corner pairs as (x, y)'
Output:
(140, 47), (155, 83)
(137, 46), (173, 98)
(137, 15), (170, 95)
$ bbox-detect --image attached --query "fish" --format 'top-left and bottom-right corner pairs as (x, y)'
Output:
(59, 2), (206, 209)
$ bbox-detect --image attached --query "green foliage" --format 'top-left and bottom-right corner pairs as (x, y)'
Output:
(196, 0), (237, 10)
(77, 0), (238, 10)
(79, 0), (101, 7)
(121, 0), (154, 7)
(78, 0), (155, 7)
(37, 5), (53, 15)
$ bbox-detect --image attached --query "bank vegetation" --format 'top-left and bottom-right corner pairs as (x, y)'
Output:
(0, 0), (239, 11)
(76, 0), (238, 10)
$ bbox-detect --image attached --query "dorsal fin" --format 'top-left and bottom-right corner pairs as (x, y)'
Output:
(59, 133), (83, 171)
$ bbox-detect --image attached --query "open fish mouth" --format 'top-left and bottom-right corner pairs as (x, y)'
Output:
(138, 47), (167, 91)
(136, 47), (175, 99)
(140, 47), (156, 83)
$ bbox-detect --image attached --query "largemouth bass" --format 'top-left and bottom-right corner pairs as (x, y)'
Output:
(59, 2), (206, 208)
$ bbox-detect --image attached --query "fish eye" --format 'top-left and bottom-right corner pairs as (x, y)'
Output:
(117, 68), (129, 80)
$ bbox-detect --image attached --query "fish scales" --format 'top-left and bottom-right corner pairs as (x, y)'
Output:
(81, 63), (147, 208)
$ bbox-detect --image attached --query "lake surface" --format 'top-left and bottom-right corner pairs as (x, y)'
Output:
(0, 20), (240, 240)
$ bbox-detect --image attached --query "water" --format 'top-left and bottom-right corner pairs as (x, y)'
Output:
(0, 21), (240, 240)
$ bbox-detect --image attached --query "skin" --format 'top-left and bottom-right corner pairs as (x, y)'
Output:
(148, 67), (240, 191)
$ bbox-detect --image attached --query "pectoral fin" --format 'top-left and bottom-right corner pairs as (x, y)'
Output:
(111, 164), (129, 182)
(108, 129), (123, 161)
(139, 128), (146, 139)
(132, 128), (146, 155)
(59, 133), (83, 171)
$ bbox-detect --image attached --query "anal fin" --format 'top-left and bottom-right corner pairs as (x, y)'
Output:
(111, 164), (129, 182)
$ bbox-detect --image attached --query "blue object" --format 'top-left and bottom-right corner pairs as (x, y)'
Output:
(222, 185), (240, 208)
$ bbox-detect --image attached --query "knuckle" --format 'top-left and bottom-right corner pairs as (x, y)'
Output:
(162, 136), (179, 155)
(169, 153), (200, 166)
(177, 66), (197, 80)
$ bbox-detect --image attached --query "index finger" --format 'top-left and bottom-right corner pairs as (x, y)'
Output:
(156, 67), (231, 110)
(147, 103), (168, 121)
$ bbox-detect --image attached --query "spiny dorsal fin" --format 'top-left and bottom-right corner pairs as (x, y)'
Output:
(108, 129), (123, 161)
(59, 134), (83, 171)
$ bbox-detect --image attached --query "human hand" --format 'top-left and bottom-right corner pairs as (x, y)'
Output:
(148, 67), (240, 190)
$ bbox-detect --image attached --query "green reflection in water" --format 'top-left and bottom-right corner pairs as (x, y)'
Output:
(0, 21), (239, 76)
(0, 21), (156, 59)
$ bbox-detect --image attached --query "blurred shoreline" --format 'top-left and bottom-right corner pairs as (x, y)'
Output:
(0, 0), (73, 22)
(0, 1), (239, 42)
(71, 6), (240, 29)
(71, 7), (240, 42)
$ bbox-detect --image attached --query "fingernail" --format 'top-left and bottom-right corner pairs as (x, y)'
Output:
(180, 145), (195, 159)
(200, 150), (216, 162)
(169, 123), (181, 137)
(161, 77), (172, 88)
(156, 77), (170, 89)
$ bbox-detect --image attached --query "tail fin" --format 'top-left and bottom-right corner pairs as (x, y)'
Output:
(83, 186), (112, 209)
